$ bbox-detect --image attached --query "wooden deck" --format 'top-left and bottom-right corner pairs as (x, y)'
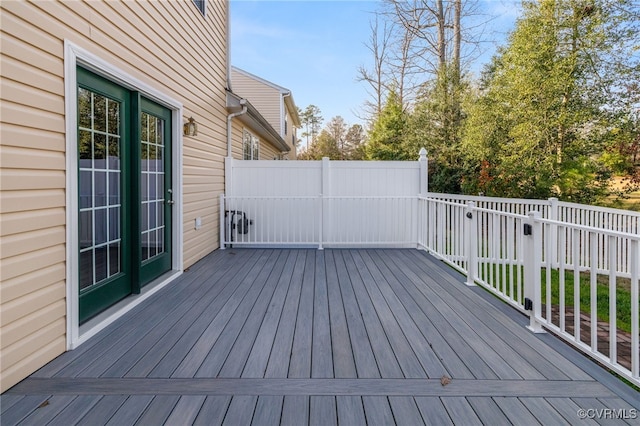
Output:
(3, 249), (639, 425)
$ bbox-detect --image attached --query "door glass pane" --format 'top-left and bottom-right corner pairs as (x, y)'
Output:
(78, 88), (122, 289)
(141, 112), (167, 262)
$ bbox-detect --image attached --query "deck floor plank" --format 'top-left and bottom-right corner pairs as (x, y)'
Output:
(47, 395), (103, 426)
(124, 250), (262, 378)
(105, 395), (154, 426)
(173, 250), (277, 378)
(37, 250), (234, 379)
(336, 395), (367, 425)
(242, 250), (298, 378)
(222, 395), (258, 426)
(280, 395), (309, 426)
(196, 250), (284, 377)
(370, 250), (498, 379)
(333, 250), (380, 378)
(388, 396), (425, 425)
(192, 396), (232, 426)
(309, 395), (337, 426)
(343, 250), (404, 378)
(519, 397), (572, 425)
(3, 249), (638, 425)
(492, 397), (542, 426)
(288, 250), (316, 378)
(0, 395), (50, 425)
(325, 251), (357, 378)
(264, 251), (307, 378)
(350, 250), (429, 378)
(218, 250), (291, 377)
(414, 397), (454, 426)
(252, 395), (284, 426)
(362, 396), (395, 425)
(12, 394), (76, 426)
(311, 251), (334, 379)
(403, 249), (591, 381)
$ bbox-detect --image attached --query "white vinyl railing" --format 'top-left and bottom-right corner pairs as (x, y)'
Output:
(420, 196), (639, 387)
(220, 195), (418, 249)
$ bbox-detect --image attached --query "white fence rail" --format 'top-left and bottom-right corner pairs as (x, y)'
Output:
(420, 196), (639, 386)
(221, 155), (639, 386)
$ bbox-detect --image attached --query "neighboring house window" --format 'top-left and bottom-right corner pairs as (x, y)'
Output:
(192, 0), (206, 15)
(284, 115), (288, 136)
(243, 129), (260, 160)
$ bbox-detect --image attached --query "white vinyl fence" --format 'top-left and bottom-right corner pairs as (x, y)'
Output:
(220, 153), (639, 386)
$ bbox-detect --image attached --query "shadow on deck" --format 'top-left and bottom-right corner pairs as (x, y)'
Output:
(2, 249), (639, 425)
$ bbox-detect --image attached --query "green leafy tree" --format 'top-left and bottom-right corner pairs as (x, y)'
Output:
(366, 90), (409, 160)
(462, 0), (640, 203)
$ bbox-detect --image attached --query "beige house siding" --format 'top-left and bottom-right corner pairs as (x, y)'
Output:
(229, 120), (282, 160)
(0, 0), (228, 392)
(231, 69), (282, 135)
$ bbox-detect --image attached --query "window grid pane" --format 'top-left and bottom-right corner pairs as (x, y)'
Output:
(78, 89), (122, 290)
(141, 113), (166, 262)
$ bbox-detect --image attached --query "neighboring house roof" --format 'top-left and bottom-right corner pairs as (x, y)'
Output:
(226, 90), (290, 153)
(231, 66), (301, 127)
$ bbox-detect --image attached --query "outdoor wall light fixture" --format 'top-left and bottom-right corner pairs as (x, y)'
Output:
(183, 117), (198, 137)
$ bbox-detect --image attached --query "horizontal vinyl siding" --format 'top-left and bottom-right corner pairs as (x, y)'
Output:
(0, 0), (228, 391)
(231, 70), (282, 135)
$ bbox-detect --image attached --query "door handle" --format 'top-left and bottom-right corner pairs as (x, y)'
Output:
(167, 189), (175, 205)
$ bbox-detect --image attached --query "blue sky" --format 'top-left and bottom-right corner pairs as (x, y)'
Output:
(230, 0), (522, 129)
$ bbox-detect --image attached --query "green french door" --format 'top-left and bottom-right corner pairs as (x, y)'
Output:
(78, 68), (173, 323)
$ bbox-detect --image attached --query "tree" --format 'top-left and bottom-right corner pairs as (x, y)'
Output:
(326, 116), (348, 159)
(462, 0), (640, 203)
(366, 90), (409, 160)
(299, 105), (323, 150)
(345, 124), (367, 160)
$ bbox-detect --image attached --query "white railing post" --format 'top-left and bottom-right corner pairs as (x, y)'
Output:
(319, 157), (330, 250)
(219, 194), (226, 249)
(419, 148), (428, 196)
(465, 201), (477, 286)
(631, 239), (639, 379)
(548, 197), (559, 267)
(524, 211), (545, 333)
(417, 148), (428, 249)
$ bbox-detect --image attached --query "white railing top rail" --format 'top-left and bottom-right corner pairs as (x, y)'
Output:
(426, 192), (551, 206)
(538, 217), (640, 240)
(557, 199), (640, 218)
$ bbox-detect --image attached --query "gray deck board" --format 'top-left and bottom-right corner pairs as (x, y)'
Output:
(192, 396), (231, 426)
(252, 395), (284, 426)
(288, 250), (315, 378)
(105, 395), (153, 426)
(3, 248), (638, 426)
(311, 251), (333, 378)
(309, 396), (337, 426)
(333, 250), (380, 378)
(414, 397), (454, 425)
(164, 395), (207, 425)
(336, 396), (366, 425)
(325, 251), (357, 378)
(223, 395), (258, 425)
(492, 397), (541, 426)
(280, 395), (309, 426)
(264, 251), (307, 378)
(388, 396), (425, 425)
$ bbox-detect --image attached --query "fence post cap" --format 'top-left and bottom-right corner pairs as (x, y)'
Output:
(419, 148), (428, 158)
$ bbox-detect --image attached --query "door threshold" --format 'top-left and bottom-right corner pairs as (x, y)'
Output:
(74, 270), (182, 349)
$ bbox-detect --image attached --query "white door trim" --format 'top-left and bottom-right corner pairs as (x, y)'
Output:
(64, 40), (184, 349)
